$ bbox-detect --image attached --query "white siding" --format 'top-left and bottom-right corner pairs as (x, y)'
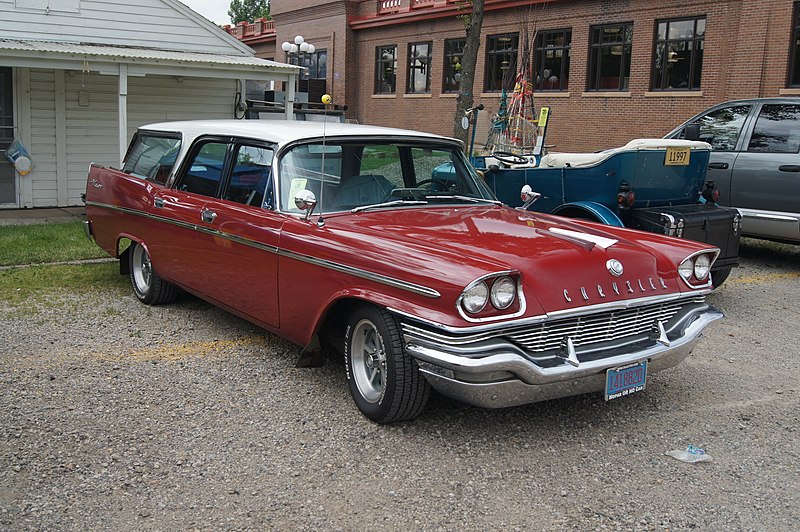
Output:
(29, 69), (58, 207)
(1, 0), (249, 56)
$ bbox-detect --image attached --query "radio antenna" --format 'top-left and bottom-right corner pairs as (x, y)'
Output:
(317, 94), (332, 228)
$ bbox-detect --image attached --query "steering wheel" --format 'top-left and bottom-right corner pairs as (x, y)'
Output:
(416, 179), (450, 192)
(491, 151), (529, 165)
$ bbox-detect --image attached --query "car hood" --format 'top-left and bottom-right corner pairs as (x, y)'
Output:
(283, 205), (685, 318)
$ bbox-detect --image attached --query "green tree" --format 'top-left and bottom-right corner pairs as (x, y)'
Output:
(228, 0), (271, 23)
(452, 0), (485, 144)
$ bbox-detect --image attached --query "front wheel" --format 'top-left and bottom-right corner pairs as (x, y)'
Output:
(345, 304), (430, 423)
(129, 242), (178, 305)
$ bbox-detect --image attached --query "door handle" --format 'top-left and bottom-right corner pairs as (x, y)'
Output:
(778, 165), (800, 172)
(154, 197), (165, 208)
(708, 162), (729, 170)
(201, 209), (217, 223)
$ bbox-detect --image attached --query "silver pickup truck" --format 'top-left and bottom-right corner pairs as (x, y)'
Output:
(666, 98), (800, 244)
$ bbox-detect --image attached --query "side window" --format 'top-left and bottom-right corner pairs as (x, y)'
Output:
(747, 104), (800, 153)
(223, 145), (274, 208)
(122, 134), (181, 184)
(688, 105), (752, 151)
(178, 141), (228, 197)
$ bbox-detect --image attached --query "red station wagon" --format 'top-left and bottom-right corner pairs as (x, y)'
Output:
(84, 121), (723, 423)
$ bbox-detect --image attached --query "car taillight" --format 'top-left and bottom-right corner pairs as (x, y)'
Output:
(701, 181), (720, 204)
(617, 182), (635, 208)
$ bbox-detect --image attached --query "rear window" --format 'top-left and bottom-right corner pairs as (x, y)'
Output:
(122, 133), (181, 184)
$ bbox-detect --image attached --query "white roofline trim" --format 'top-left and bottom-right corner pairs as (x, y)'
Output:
(160, 0), (255, 56)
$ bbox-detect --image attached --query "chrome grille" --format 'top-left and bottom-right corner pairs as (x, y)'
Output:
(402, 295), (706, 354)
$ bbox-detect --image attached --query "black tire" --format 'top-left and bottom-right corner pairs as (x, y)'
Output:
(129, 242), (178, 305)
(344, 304), (430, 423)
(711, 267), (732, 289)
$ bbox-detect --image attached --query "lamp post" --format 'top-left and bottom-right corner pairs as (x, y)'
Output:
(281, 35), (316, 99)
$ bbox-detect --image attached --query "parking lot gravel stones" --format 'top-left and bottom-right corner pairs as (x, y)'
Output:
(1, 239), (799, 530)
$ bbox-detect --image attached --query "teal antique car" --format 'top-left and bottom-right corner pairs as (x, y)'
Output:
(434, 139), (741, 286)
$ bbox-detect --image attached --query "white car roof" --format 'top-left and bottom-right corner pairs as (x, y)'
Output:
(139, 119), (457, 147)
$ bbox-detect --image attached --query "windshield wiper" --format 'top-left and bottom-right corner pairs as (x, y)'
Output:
(351, 199), (428, 213)
(425, 194), (502, 205)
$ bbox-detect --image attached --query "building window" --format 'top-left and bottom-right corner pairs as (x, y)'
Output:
(652, 17), (705, 91)
(407, 42), (432, 94)
(534, 29), (571, 91)
(588, 23), (633, 91)
(485, 33), (518, 92)
(302, 50), (327, 80)
(443, 38), (465, 93)
(790, 3), (800, 86)
(375, 45), (397, 94)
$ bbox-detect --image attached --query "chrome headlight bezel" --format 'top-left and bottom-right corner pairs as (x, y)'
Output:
(678, 257), (694, 281)
(678, 249), (720, 289)
(460, 281), (489, 314)
(457, 271), (526, 323)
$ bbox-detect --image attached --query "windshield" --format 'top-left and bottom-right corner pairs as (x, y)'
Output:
(278, 139), (496, 214)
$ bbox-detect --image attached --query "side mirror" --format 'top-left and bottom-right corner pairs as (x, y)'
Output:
(294, 189), (317, 220)
(685, 123), (701, 141)
(517, 184), (542, 211)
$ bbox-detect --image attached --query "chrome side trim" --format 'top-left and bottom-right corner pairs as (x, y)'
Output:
(86, 201), (439, 298)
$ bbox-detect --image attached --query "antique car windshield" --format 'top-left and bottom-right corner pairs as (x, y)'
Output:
(278, 140), (496, 214)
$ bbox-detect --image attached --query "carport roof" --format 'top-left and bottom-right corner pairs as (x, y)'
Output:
(0, 38), (301, 80)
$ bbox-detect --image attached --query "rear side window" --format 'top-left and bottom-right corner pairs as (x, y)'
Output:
(747, 104), (800, 153)
(177, 141), (228, 197)
(122, 134), (181, 184)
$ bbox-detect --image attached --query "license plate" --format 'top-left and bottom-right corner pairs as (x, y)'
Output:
(664, 146), (691, 166)
(605, 360), (647, 401)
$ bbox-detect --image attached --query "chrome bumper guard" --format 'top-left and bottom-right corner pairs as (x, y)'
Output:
(402, 303), (723, 409)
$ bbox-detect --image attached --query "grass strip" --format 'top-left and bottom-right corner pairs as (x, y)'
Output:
(0, 262), (127, 305)
(0, 221), (109, 266)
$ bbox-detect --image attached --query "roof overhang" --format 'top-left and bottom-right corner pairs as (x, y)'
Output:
(0, 38), (301, 82)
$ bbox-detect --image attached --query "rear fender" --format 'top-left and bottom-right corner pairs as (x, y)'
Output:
(552, 201), (625, 227)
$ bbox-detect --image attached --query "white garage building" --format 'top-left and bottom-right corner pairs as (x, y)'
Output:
(0, 0), (299, 208)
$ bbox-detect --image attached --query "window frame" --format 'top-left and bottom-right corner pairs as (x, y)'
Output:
(173, 136), (234, 198)
(407, 41), (433, 94)
(587, 22), (633, 92)
(534, 28), (572, 92)
(121, 131), (182, 185)
(374, 45), (398, 95)
(442, 38), (466, 93)
(789, 2), (800, 87)
(484, 33), (519, 92)
(222, 141), (276, 209)
(651, 16), (706, 91)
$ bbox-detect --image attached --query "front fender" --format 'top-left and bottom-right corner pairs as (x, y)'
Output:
(551, 201), (625, 227)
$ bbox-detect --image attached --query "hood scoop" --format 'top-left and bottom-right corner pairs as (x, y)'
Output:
(548, 227), (618, 250)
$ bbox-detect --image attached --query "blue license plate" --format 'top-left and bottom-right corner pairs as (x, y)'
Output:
(605, 360), (647, 401)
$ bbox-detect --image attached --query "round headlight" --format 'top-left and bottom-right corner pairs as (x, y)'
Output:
(694, 254), (711, 280)
(678, 258), (694, 281)
(490, 276), (516, 310)
(461, 281), (489, 314)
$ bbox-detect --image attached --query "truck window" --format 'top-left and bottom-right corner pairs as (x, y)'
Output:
(747, 104), (800, 153)
(690, 104), (751, 151)
(122, 134), (181, 184)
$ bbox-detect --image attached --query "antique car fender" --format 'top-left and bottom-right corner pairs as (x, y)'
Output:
(551, 201), (625, 227)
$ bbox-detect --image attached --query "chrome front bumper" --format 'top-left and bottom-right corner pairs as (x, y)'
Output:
(402, 305), (723, 409)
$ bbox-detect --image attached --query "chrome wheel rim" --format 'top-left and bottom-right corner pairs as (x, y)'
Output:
(132, 245), (152, 294)
(351, 319), (387, 403)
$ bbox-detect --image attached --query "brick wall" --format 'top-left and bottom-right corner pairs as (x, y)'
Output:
(267, 0), (797, 152)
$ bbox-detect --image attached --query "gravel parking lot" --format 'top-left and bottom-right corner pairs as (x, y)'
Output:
(1, 238), (798, 531)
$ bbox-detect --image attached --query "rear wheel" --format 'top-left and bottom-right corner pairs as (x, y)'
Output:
(129, 242), (178, 305)
(344, 304), (430, 423)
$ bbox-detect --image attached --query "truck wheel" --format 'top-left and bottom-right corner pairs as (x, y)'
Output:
(129, 242), (178, 305)
(711, 267), (732, 288)
(344, 304), (430, 423)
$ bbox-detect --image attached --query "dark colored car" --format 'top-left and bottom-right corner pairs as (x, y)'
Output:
(666, 97), (800, 244)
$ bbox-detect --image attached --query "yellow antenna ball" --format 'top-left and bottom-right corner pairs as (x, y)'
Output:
(321, 94), (332, 104)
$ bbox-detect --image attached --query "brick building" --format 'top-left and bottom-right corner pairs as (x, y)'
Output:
(228, 0), (800, 152)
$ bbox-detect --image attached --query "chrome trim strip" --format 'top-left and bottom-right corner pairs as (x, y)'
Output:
(86, 200), (439, 298)
(737, 207), (800, 223)
(388, 290), (711, 335)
